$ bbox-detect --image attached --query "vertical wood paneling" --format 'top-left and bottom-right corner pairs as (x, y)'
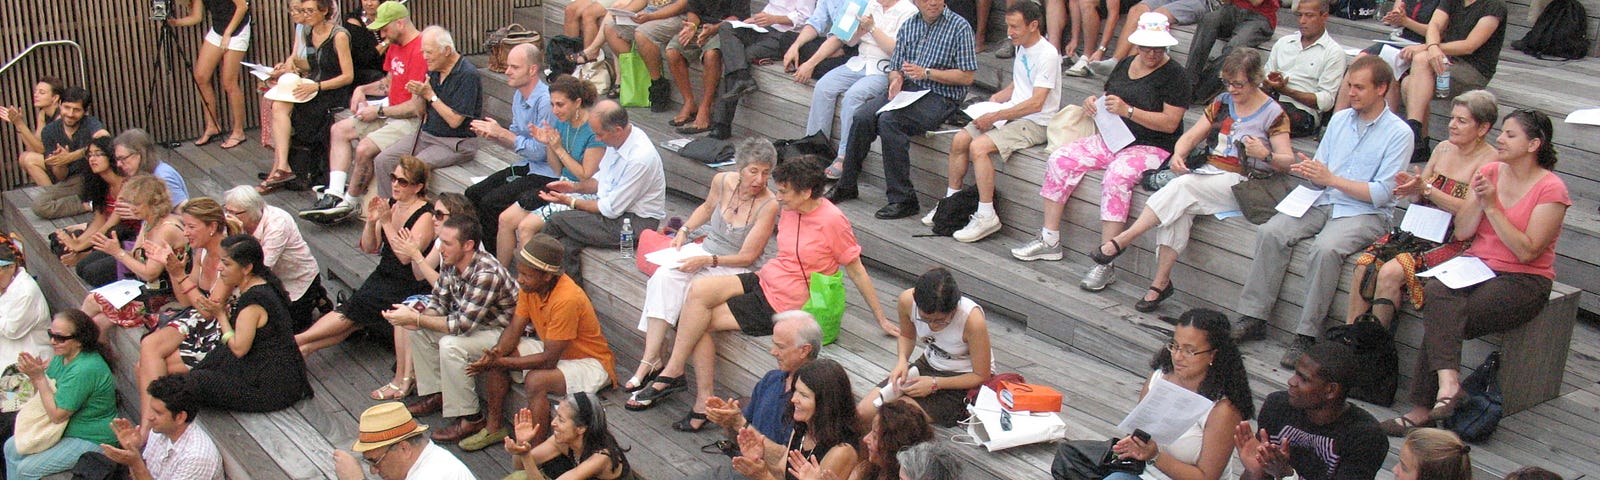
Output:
(0, 0), (511, 189)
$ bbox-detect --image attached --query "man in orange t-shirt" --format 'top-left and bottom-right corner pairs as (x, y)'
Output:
(463, 234), (617, 449)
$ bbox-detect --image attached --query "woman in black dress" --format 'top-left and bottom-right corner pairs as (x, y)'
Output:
(296, 156), (435, 400)
(184, 234), (312, 412)
(259, 0), (356, 191)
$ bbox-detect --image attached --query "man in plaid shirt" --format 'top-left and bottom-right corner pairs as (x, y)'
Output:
(387, 216), (518, 443)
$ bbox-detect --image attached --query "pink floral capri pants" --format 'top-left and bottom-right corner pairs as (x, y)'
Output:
(1039, 134), (1170, 222)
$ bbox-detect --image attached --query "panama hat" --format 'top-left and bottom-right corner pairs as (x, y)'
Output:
(263, 73), (317, 104)
(352, 402), (428, 452)
(1128, 12), (1179, 48)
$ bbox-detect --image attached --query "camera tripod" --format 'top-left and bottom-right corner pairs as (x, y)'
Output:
(143, 20), (210, 147)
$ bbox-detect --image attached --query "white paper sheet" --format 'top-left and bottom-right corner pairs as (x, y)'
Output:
(470, 176), (488, 184)
(1377, 45), (1411, 77)
(1115, 378), (1214, 445)
(1400, 203), (1453, 243)
(1417, 256), (1496, 288)
(659, 138), (693, 152)
(1564, 107), (1600, 126)
(609, 8), (640, 26)
(642, 243), (710, 270)
(877, 90), (931, 113)
(727, 20), (769, 32)
(1092, 97), (1135, 152)
(830, 0), (870, 39)
(1275, 185), (1324, 218)
(241, 61), (274, 81)
(962, 101), (1009, 128)
(92, 279), (146, 310)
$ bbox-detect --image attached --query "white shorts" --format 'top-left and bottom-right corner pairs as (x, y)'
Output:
(511, 338), (612, 393)
(205, 25), (252, 52)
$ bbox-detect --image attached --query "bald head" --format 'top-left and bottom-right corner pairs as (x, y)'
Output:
(506, 43), (544, 90)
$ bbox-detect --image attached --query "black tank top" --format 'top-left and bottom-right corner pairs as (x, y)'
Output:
(205, 0), (252, 36)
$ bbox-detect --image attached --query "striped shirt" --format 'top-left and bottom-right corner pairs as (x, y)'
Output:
(432, 252), (518, 334)
(887, 8), (977, 101)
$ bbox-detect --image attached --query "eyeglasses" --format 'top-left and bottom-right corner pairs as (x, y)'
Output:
(290, 7), (316, 14)
(114, 153), (137, 162)
(363, 444), (396, 467)
(1221, 78), (1251, 90)
(46, 330), (72, 343)
(389, 174), (420, 187)
(432, 209), (451, 219)
(223, 207), (247, 217)
(1167, 342), (1215, 357)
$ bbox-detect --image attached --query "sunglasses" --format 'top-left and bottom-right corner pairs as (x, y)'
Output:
(389, 173), (421, 187)
(47, 330), (72, 343)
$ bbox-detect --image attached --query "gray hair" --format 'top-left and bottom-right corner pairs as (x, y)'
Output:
(422, 26), (456, 54)
(1451, 90), (1499, 127)
(735, 137), (778, 169)
(896, 442), (962, 480)
(773, 310), (822, 359)
(222, 185), (266, 220)
(113, 128), (161, 174)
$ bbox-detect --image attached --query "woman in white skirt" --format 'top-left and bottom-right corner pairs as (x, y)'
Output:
(625, 138), (780, 394)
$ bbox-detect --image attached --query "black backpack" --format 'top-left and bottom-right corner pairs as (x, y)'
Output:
(1324, 316), (1399, 406)
(545, 35), (584, 81)
(929, 185), (980, 236)
(1513, 0), (1591, 60)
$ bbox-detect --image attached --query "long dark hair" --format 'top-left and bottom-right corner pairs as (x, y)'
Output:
(860, 401), (934, 480)
(80, 136), (123, 207)
(221, 234), (289, 303)
(1149, 308), (1255, 419)
(56, 308), (115, 370)
(786, 359), (860, 452)
(1503, 109), (1557, 169)
(567, 391), (632, 479)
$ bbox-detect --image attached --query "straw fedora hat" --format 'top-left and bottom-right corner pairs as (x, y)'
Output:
(352, 402), (428, 452)
(264, 73), (318, 104)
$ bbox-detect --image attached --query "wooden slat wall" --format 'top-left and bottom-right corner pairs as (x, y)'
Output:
(0, 0), (511, 189)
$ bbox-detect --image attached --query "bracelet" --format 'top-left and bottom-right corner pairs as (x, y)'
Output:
(220, 331), (234, 344)
(712, 255), (719, 268)
(569, 197), (578, 209)
(179, 284), (198, 295)
(930, 377), (939, 391)
(1097, 45), (1107, 52)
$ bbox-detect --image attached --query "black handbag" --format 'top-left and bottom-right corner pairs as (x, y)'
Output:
(70, 451), (128, 480)
(773, 131), (835, 162)
(1447, 351), (1504, 442)
(1050, 438), (1145, 480)
(678, 137), (736, 168)
(1324, 316), (1399, 406)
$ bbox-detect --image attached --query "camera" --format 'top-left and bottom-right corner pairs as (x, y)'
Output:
(150, 0), (172, 21)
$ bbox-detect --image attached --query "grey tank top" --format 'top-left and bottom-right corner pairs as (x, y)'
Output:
(698, 176), (772, 265)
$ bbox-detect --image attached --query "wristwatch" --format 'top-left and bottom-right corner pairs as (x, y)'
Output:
(430, 94), (441, 104)
(377, 106), (386, 118)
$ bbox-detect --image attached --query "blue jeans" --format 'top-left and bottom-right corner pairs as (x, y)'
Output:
(1103, 472), (1142, 480)
(5, 436), (102, 480)
(806, 67), (891, 159)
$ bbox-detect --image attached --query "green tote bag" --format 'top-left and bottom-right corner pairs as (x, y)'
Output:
(617, 49), (651, 108)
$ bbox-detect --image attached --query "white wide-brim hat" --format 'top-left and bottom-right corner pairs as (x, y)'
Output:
(264, 73), (318, 104)
(1128, 12), (1179, 48)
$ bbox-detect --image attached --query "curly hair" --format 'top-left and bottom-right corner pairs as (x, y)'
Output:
(548, 74), (599, 109)
(1150, 308), (1255, 419)
(80, 136), (124, 208)
(786, 359), (860, 452)
(772, 155), (827, 199)
(860, 401), (934, 480)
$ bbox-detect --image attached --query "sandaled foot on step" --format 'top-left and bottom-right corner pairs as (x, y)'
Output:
(1089, 239), (1125, 265)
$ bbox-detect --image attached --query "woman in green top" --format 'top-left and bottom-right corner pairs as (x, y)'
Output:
(4, 309), (118, 480)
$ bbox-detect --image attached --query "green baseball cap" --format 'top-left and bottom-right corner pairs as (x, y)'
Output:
(368, 2), (409, 30)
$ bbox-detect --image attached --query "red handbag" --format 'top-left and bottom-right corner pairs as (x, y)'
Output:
(635, 229), (673, 276)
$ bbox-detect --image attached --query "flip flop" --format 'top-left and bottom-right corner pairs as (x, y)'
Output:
(193, 131), (221, 146)
(220, 135), (249, 149)
(669, 117), (693, 127)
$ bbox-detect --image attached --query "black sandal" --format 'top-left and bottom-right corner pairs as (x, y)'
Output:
(625, 375), (686, 411)
(1089, 239), (1125, 265)
(1134, 282), (1176, 313)
(672, 411), (709, 432)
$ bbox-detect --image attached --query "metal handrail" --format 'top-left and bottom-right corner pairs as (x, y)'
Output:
(0, 40), (88, 89)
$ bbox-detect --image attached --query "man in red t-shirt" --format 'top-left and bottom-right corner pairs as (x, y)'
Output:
(292, 1), (428, 225)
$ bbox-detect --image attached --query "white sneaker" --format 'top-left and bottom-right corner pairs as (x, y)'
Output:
(921, 203), (940, 227)
(873, 366), (920, 407)
(952, 213), (1001, 243)
(1064, 57), (1092, 77)
(1088, 58), (1118, 77)
(1011, 237), (1063, 261)
(1080, 263), (1117, 292)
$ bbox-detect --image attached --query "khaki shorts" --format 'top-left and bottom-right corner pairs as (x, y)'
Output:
(621, 14), (684, 47)
(667, 29), (722, 62)
(351, 116), (422, 151)
(511, 338), (612, 393)
(964, 119), (1048, 160)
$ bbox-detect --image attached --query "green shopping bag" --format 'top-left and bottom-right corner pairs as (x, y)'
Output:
(803, 270), (847, 344)
(617, 49), (651, 108)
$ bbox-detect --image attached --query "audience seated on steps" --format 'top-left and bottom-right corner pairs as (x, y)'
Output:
(857, 267), (992, 428)
(1382, 0), (1443, 45)
(1008, 13), (1190, 293)
(1085, 0), (1276, 80)
(460, 234), (619, 452)
(699, 311), (819, 446)
(934, 1), (1059, 243)
(113, 130), (188, 206)
(502, 392), (637, 480)
(100, 374), (225, 480)
(370, 26), (483, 201)
(663, 0), (750, 133)
(1181, 0), (1280, 104)
(1087, 49), (1294, 313)
(1056, 0), (1139, 76)
(1052, 308), (1255, 480)
(781, 0), (874, 85)
(1391, 428), (1473, 479)
(222, 186), (329, 333)
(0, 237), (51, 425)
(611, 0), (690, 111)
(1381, 109), (1569, 437)
(804, 0), (920, 178)
(339, 0), (389, 86)
(25, 88), (109, 220)
(4, 310), (119, 480)
(379, 193), (479, 404)
(534, 100), (666, 286)
(1393, 0), (1507, 161)
(260, 0), (358, 192)
(1341, 91), (1496, 330)
(394, 217), (518, 445)
(692, 359), (860, 480)
(0, 77), (62, 187)
(68, 169), (173, 295)
(333, 402), (475, 480)
(464, 43), (559, 256)
(628, 157), (896, 424)
(697, 0), (820, 138)
(624, 138), (779, 396)
(1230, 55), (1412, 370)
(495, 76), (608, 269)
(1235, 341), (1387, 480)
(296, 156), (437, 406)
(827, 0), (978, 221)
(286, 2), (422, 214)
(1262, 0), (1347, 138)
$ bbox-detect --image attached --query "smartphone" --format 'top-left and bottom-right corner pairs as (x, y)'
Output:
(1133, 429), (1151, 443)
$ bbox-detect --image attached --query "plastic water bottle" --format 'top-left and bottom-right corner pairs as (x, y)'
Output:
(619, 218), (634, 259)
(1435, 59), (1451, 99)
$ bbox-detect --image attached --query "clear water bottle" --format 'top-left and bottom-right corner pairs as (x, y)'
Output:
(1435, 59), (1451, 99)
(619, 218), (634, 259)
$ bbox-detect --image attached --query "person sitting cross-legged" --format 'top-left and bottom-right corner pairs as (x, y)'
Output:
(24, 87), (110, 220)
(930, 0), (1058, 242)
(457, 235), (619, 452)
(99, 374), (224, 480)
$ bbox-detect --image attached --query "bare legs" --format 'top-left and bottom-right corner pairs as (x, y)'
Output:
(1345, 260), (1407, 327)
(630, 275), (745, 413)
(946, 130), (1001, 203)
(192, 43), (248, 144)
(137, 328), (189, 422)
(295, 312), (414, 395)
(17, 152), (51, 186)
(1401, 48), (1446, 132)
(1102, 206), (1173, 300)
(631, 317), (672, 388)
(268, 100), (295, 174)
(667, 47), (722, 129)
(497, 206), (533, 267)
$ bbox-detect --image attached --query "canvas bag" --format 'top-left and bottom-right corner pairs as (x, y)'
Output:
(14, 378), (64, 455)
(961, 385), (1067, 451)
(1047, 105), (1097, 152)
(485, 24), (543, 73)
(617, 49), (652, 107)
